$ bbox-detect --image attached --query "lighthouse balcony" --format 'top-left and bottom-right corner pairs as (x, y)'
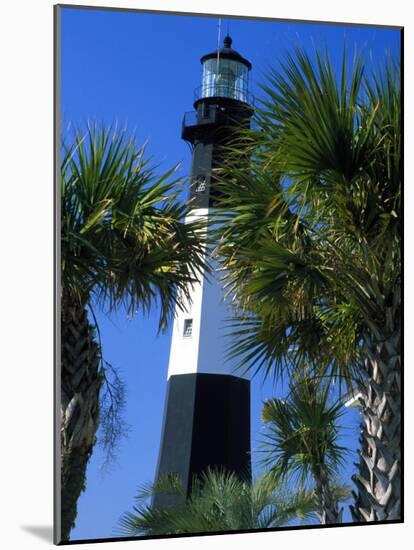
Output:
(182, 99), (254, 142)
(182, 108), (218, 129)
(182, 106), (220, 141)
(194, 83), (255, 106)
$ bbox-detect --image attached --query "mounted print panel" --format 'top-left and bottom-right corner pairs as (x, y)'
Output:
(55, 4), (403, 544)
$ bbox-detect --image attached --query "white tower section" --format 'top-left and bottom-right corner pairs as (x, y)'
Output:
(167, 208), (248, 380)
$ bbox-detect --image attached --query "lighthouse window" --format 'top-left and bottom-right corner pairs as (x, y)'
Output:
(183, 319), (193, 338)
(201, 103), (210, 119)
(201, 58), (249, 103)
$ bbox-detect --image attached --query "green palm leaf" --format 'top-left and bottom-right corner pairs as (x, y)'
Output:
(116, 469), (317, 536)
(260, 378), (349, 523)
(62, 124), (208, 328)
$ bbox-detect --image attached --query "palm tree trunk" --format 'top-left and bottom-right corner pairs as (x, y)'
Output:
(60, 295), (103, 541)
(313, 469), (342, 524)
(351, 299), (401, 522)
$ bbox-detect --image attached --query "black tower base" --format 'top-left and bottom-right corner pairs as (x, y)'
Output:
(153, 373), (251, 508)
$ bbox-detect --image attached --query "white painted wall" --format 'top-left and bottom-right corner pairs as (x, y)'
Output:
(167, 207), (249, 379)
(167, 208), (206, 378)
(197, 256), (248, 378)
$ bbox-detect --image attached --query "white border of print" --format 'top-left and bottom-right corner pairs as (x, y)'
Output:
(1, 1), (410, 549)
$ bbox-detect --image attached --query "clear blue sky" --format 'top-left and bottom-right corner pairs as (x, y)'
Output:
(60, 6), (401, 541)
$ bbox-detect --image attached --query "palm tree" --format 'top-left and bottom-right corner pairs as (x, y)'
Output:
(60, 125), (207, 540)
(261, 378), (349, 524)
(116, 468), (317, 536)
(213, 50), (401, 522)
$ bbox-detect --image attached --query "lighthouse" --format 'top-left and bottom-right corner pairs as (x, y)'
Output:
(154, 35), (254, 506)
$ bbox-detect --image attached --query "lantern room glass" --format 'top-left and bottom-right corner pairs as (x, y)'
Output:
(201, 58), (249, 103)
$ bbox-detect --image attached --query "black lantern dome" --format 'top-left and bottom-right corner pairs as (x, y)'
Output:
(197, 35), (252, 104)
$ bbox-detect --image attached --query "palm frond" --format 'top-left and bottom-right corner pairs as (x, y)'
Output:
(61, 123), (208, 329)
(116, 468), (318, 536)
(260, 378), (348, 486)
(209, 49), (400, 388)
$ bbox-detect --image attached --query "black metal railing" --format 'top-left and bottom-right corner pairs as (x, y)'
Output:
(194, 84), (254, 106)
(182, 107), (218, 129)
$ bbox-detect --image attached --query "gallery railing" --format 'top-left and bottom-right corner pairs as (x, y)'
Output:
(194, 84), (254, 106)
